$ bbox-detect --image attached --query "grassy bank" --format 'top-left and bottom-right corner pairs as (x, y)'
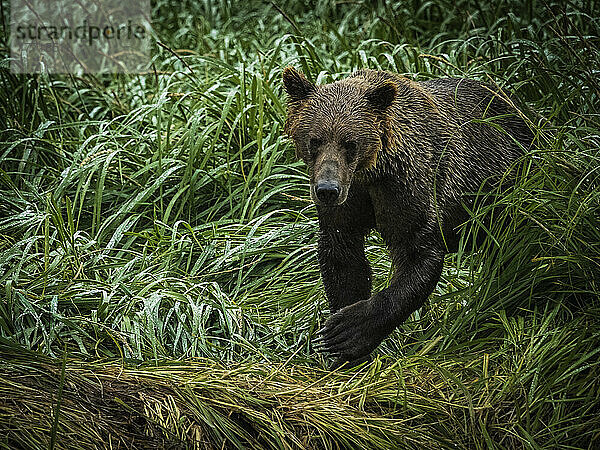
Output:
(1, 0), (599, 448)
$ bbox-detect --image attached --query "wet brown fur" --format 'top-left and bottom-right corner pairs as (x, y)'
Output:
(283, 67), (533, 368)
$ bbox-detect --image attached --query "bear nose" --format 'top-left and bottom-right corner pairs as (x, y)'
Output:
(316, 181), (340, 204)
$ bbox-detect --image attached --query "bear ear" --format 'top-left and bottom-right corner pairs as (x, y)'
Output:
(283, 67), (315, 102)
(365, 81), (397, 111)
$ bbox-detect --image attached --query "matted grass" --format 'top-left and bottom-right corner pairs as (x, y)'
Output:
(0, 0), (599, 448)
(2, 321), (599, 450)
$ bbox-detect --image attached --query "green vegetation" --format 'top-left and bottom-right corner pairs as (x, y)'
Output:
(1, 0), (599, 448)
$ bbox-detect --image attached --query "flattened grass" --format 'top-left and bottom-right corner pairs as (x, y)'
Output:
(2, 314), (599, 450)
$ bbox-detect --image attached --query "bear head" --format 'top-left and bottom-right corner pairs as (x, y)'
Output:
(282, 67), (397, 206)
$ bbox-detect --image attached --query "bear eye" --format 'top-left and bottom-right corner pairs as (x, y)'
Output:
(308, 137), (323, 157)
(309, 137), (323, 149)
(343, 140), (358, 161)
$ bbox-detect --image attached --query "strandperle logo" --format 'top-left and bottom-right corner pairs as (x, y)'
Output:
(14, 20), (147, 46)
(10, 0), (151, 74)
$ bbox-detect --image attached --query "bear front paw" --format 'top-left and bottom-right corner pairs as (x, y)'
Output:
(315, 299), (388, 363)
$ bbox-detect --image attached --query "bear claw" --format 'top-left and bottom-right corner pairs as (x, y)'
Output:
(316, 300), (386, 361)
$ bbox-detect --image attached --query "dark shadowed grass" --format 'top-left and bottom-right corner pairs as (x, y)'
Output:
(0, 0), (599, 448)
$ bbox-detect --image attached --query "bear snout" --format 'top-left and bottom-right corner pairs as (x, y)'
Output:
(316, 181), (341, 205)
(310, 155), (351, 206)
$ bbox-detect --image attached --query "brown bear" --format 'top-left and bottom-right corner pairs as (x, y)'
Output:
(282, 67), (533, 369)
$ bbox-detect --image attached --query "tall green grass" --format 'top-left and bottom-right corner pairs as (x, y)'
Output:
(0, 0), (599, 448)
